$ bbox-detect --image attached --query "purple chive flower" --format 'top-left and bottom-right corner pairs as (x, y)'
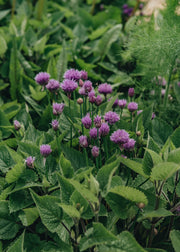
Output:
(53, 103), (65, 115)
(98, 83), (112, 96)
(110, 129), (129, 144)
(79, 79), (84, 87)
(157, 76), (166, 86)
(79, 135), (88, 148)
(91, 146), (99, 158)
(137, 110), (143, 115)
(177, 82), (180, 87)
(82, 114), (92, 129)
(113, 99), (119, 108)
(46, 79), (60, 92)
(79, 87), (86, 96)
(80, 70), (88, 80)
(63, 69), (81, 81)
(99, 123), (110, 137)
(88, 90), (96, 103)
(121, 154), (127, 159)
(95, 95), (103, 106)
(83, 80), (92, 93)
(25, 156), (35, 168)
(128, 88), (135, 97)
(161, 89), (166, 96)
(89, 128), (97, 139)
(118, 99), (127, 109)
(61, 79), (78, 93)
(139, 3), (144, 9)
(35, 72), (50, 86)
(14, 120), (21, 130)
(94, 115), (102, 128)
(40, 144), (52, 157)
(104, 111), (120, 125)
(123, 138), (136, 151)
(51, 119), (59, 131)
(152, 112), (156, 120)
(128, 102), (138, 112)
(123, 4), (128, 9)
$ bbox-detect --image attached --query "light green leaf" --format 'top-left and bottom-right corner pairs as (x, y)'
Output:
(0, 35), (7, 56)
(138, 208), (173, 221)
(6, 163), (25, 184)
(57, 173), (74, 204)
(145, 149), (162, 166)
(0, 9), (10, 21)
(171, 126), (180, 148)
(57, 40), (67, 82)
(19, 207), (39, 226)
(7, 231), (25, 252)
(58, 203), (80, 219)
(170, 230), (180, 252)
(167, 148), (180, 164)
(151, 162), (180, 181)
(60, 23), (74, 39)
(89, 25), (111, 40)
(0, 146), (16, 173)
(34, 35), (48, 54)
(60, 153), (74, 178)
(29, 85), (46, 101)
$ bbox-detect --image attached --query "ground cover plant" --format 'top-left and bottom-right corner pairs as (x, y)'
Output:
(0, 0), (180, 251)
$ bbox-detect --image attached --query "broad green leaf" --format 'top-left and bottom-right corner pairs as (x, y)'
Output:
(19, 207), (39, 226)
(98, 231), (146, 252)
(30, 189), (63, 235)
(89, 25), (111, 40)
(0, 35), (7, 56)
(57, 173), (74, 204)
(145, 149), (162, 166)
(1, 101), (21, 120)
(167, 148), (180, 164)
(0, 146), (15, 173)
(0, 9), (10, 21)
(58, 203), (80, 219)
(0, 211), (19, 240)
(138, 208), (173, 221)
(80, 222), (117, 251)
(7, 231), (25, 252)
(142, 104), (153, 137)
(6, 163), (25, 183)
(109, 71), (133, 87)
(60, 23), (74, 39)
(142, 135), (161, 176)
(151, 162), (180, 181)
(108, 186), (148, 205)
(89, 174), (99, 197)
(29, 85), (46, 101)
(9, 190), (33, 213)
(174, 82), (180, 104)
(34, 35), (48, 54)
(170, 230), (180, 252)
(57, 40), (67, 82)
(0, 109), (12, 139)
(18, 51), (34, 78)
(119, 156), (148, 178)
(60, 153), (74, 178)
(171, 126), (180, 148)
(22, 95), (42, 116)
(24, 123), (42, 143)
(97, 158), (120, 193)
(151, 118), (173, 146)
(69, 179), (99, 204)
(47, 57), (57, 79)
(160, 137), (176, 161)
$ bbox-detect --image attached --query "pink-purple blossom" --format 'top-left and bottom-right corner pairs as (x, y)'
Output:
(82, 114), (92, 129)
(98, 83), (112, 95)
(110, 129), (129, 144)
(25, 156), (35, 168)
(61, 79), (78, 93)
(88, 90), (96, 103)
(123, 138), (136, 151)
(99, 123), (110, 137)
(128, 88), (135, 97)
(79, 135), (88, 148)
(83, 80), (92, 93)
(128, 102), (138, 112)
(89, 128), (97, 139)
(63, 69), (81, 81)
(94, 115), (102, 128)
(14, 120), (21, 130)
(53, 103), (65, 115)
(35, 72), (50, 86)
(137, 110), (143, 115)
(95, 95), (103, 106)
(46, 79), (60, 92)
(40, 144), (52, 157)
(104, 111), (120, 125)
(91, 146), (99, 158)
(118, 99), (127, 109)
(51, 120), (59, 131)
(80, 70), (88, 80)
(79, 87), (86, 96)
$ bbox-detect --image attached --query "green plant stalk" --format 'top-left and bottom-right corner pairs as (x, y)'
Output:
(80, 104), (84, 134)
(69, 98), (73, 147)
(11, 0), (16, 18)
(97, 128), (102, 167)
(45, 89), (53, 120)
(37, 0), (45, 20)
(163, 56), (177, 108)
(90, 0), (96, 15)
(104, 136), (109, 160)
(84, 148), (89, 168)
(56, 130), (60, 155)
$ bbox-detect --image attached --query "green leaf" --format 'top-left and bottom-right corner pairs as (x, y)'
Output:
(47, 57), (57, 79)
(57, 40), (67, 82)
(119, 156), (148, 178)
(95, 24), (122, 61)
(0, 146), (16, 173)
(34, 35), (48, 54)
(89, 25), (111, 40)
(0, 218), (19, 240)
(97, 158), (120, 193)
(7, 231), (25, 252)
(60, 23), (74, 39)
(60, 153), (74, 178)
(0, 9), (10, 21)
(174, 82), (180, 104)
(151, 118), (173, 146)
(151, 162), (180, 181)
(167, 148), (180, 164)
(171, 126), (180, 148)
(19, 207), (39, 226)
(170, 230), (180, 252)
(108, 186), (148, 205)
(0, 35), (7, 56)
(145, 149), (162, 166)
(138, 208), (173, 221)
(58, 203), (80, 219)
(98, 231), (146, 252)
(30, 189), (63, 235)
(6, 163), (25, 184)
(29, 85), (46, 101)
(69, 179), (99, 204)
(108, 71), (133, 87)
(80, 222), (117, 251)
(57, 173), (74, 204)
(0, 109), (12, 139)
(105, 93), (119, 113)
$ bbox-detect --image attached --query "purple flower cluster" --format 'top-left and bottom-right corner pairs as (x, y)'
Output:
(40, 144), (52, 157)
(118, 99), (127, 109)
(128, 88), (135, 97)
(104, 111), (120, 125)
(88, 90), (96, 103)
(14, 120), (21, 131)
(91, 146), (99, 158)
(94, 115), (101, 128)
(46, 79), (60, 92)
(64, 69), (88, 81)
(98, 83), (112, 96)
(84, 80), (92, 93)
(123, 138), (136, 151)
(82, 114), (92, 129)
(25, 156), (35, 168)
(53, 103), (65, 115)
(95, 95), (103, 106)
(128, 102), (138, 112)
(110, 129), (129, 144)
(99, 123), (110, 137)
(51, 120), (59, 131)
(35, 72), (50, 86)
(61, 79), (78, 93)
(89, 128), (97, 139)
(79, 135), (88, 148)
(122, 4), (133, 16)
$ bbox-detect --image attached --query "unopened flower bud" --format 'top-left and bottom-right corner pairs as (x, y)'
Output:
(136, 131), (141, 137)
(154, 228), (158, 236)
(79, 79), (84, 87)
(77, 98), (83, 105)
(14, 120), (21, 131)
(137, 202), (145, 209)
(76, 203), (81, 210)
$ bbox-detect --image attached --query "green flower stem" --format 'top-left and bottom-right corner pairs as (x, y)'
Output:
(84, 148), (89, 168)
(46, 89), (53, 120)
(69, 98), (72, 147)
(164, 56), (177, 108)
(56, 130), (60, 155)
(104, 136), (109, 160)
(11, 0), (16, 18)
(97, 128), (102, 167)
(95, 157), (99, 172)
(130, 112), (133, 131)
(80, 104), (84, 134)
